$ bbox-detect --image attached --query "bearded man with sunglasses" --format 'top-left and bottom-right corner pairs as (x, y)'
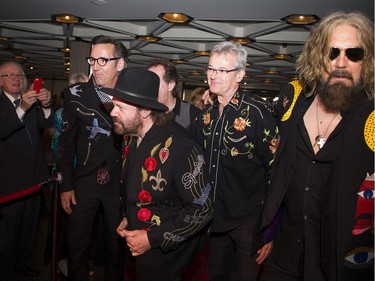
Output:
(56, 35), (128, 281)
(255, 11), (374, 281)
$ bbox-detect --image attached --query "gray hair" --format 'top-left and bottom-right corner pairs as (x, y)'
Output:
(0, 61), (27, 93)
(69, 72), (89, 85)
(210, 41), (248, 69)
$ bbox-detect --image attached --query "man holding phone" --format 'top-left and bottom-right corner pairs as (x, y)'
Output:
(0, 61), (53, 280)
(56, 35), (128, 281)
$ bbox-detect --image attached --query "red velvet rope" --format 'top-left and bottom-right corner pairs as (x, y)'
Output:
(0, 184), (41, 204)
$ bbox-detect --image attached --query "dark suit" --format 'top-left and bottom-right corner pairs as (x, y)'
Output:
(122, 122), (213, 281)
(0, 91), (53, 280)
(56, 77), (123, 281)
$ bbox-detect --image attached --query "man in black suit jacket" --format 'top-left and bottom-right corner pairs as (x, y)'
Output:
(56, 35), (128, 281)
(0, 61), (53, 281)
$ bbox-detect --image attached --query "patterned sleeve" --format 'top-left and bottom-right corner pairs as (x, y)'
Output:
(56, 86), (78, 192)
(147, 142), (213, 252)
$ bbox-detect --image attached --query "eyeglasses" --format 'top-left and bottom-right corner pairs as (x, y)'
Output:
(329, 47), (365, 62)
(1, 73), (25, 80)
(86, 57), (121, 66)
(206, 67), (239, 77)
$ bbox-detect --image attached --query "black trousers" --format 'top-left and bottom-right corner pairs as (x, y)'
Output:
(0, 193), (41, 281)
(208, 222), (259, 281)
(67, 190), (124, 281)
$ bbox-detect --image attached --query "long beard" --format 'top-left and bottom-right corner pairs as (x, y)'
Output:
(318, 70), (363, 113)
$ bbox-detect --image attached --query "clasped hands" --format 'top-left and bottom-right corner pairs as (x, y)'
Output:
(116, 217), (151, 257)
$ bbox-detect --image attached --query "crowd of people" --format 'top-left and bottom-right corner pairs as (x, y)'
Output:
(0, 10), (373, 281)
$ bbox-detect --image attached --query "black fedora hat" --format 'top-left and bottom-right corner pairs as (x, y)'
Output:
(102, 68), (168, 111)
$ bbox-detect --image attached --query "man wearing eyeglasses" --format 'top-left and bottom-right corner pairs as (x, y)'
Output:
(255, 12), (374, 281)
(0, 61), (53, 280)
(189, 41), (278, 281)
(56, 35), (128, 281)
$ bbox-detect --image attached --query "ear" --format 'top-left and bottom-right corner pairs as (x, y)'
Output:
(236, 69), (245, 83)
(116, 58), (126, 72)
(168, 81), (176, 93)
(140, 108), (152, 118)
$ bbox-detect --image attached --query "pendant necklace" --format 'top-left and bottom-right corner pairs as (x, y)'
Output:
(314, 100), (339, 149)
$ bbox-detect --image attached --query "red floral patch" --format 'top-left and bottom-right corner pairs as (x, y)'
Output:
(138, 190), (152, 203)
(138, 208), (151, 221)
(144, 157), (157, 172)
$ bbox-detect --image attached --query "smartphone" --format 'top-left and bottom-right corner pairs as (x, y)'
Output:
(33, 77), (43, 93)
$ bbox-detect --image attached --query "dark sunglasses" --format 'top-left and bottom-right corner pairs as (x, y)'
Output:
(329, 47), (365, 62)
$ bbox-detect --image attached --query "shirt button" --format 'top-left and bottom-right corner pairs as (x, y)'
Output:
(212, 165), (216, 168)
(304, 215), (308, 220)
(305, 187), (310, 191)
(215, 132), (219, 135)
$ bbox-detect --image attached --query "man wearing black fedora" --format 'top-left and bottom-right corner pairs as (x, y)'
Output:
(104, 68), (213, 281)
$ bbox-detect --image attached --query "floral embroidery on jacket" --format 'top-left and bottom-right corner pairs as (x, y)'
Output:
(136, 137), (173, 228)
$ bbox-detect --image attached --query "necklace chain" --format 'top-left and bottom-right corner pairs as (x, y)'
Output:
(314, 100), (339, 149)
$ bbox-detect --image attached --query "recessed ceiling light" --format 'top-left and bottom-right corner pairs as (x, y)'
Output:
(265, 68), (278, 74)
(158, 13), (192, 24)
(60, 48), (71, 53)
(273, 54), (291, 59)
(52, 14), (81, 24)
(89, 0), (107, 5)
(231, 38), (252, 45)
(282, 14), (320, 25)
(190, 71), (201, 76)
(195, 51), (209, 56)
(136, 36), (159, 42)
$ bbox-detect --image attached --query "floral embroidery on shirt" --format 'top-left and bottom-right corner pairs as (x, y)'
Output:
(201, 92), (278, 163)
(263, 127), (279, 165)
(203, 112), (211, 125)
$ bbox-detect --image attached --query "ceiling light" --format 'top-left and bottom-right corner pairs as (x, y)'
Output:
(89, 0), (107, 5)
(231, 38), (252, 45)
(283, 14), (320, 25)
(273, 54), (291, 59)
(172, 60), (185, 64)
(158, 13), (192, 24)
(52, 14), (81, 24)
(0, 36), (8, 41)
(190, 71), (201, 76)
(60, 47), (71, 53)
(136, 36), (159, 42)
(15, 55), (27, 60)
(265, 68), (278, 74)
(64, 62), (70, 66)
(195, 51), (209, 56)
